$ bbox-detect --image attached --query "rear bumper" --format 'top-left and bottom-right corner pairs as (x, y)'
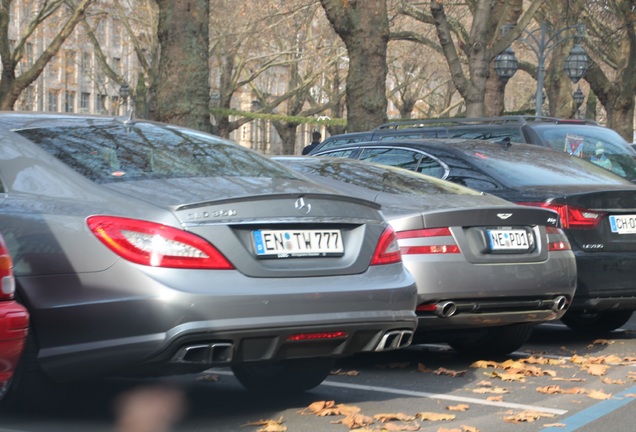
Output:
(415, 296), (569, 332)
(573, 250), (636, 310)
(0, 301), (29, 384)
(26, 262), (417, 382)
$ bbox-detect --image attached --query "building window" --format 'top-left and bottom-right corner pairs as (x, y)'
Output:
(96, 94), (107, 114)
(47, 91), (59, 112)
(65, 91), (75, 113)
(81, 52), (92, 83)
(80, 92), (90, 112)
(65, 51), (77, 85)
(48, 55), (60, 80)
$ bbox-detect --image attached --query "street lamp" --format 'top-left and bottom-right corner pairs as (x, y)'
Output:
(573, 85), (585, 118)
(119, 83), (130, 114)
(494, 23), (589, 116)
(493, 47), (519, 83)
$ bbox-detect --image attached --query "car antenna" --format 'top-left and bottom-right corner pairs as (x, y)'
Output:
(497, 137), (512, 148)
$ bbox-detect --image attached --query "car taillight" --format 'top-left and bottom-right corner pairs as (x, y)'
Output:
(518, 202), (605, 229)
(0, 235), (15, 300)
(87, 216), (234, 269)
(396, 227), (460, 254)
(545, 226), (572, 251)
(370, 225), (402, 265)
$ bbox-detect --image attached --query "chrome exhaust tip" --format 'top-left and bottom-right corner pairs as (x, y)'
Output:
(435, 301), (458, 318)
(374, 330), (414, 351)
(552, 295), (568, 312)
(172, 342), (233, 364)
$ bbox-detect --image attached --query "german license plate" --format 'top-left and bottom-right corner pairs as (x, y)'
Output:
(609, 214), (636, 234)
(253, 229), (344, 258)
(487, 228), (531, 252)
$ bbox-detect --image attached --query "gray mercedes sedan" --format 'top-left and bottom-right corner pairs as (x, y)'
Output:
(0, 113), (417, 409)
(275, 156), (577, 356)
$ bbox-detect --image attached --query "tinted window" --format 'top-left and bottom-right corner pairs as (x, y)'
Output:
(378, 131), (440, 140)
(531, 124), (636, 180)
(317, 148), (358, 158)
(446, 126), (524, 142)
(461, 146), (629, 187)
(358, 148), (423, 171)
(16, 123), (301, 183)
(318, 136), (369, 151)
(289, 159), (481, 196)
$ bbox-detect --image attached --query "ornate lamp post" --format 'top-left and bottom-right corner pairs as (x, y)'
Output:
(495, 23), (589, 116)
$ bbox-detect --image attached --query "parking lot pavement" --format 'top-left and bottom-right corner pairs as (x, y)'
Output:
(2, 320), (636, 431)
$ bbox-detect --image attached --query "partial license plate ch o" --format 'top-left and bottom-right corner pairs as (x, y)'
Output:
(253, 229), (344, 258)
(609, 214), (636, 234)
(487, 228), (531, 252)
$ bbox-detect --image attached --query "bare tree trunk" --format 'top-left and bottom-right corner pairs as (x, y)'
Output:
(319, 0), (389, 131)
(154, 0), (211, 132)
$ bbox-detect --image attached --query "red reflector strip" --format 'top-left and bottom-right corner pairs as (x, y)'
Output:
(545, 226), (572, 251)
(416, 303), (437, 312)
(548, 241), (571, 251)
(400, 245), (460, 254)
(286, 331), (348, 342)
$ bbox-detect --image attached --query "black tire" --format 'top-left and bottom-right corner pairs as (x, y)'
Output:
(0, 327), (67, 413)
(448, 324), (535, 357)
(231, 358), (335, 394)
(561, 310), (633, 333)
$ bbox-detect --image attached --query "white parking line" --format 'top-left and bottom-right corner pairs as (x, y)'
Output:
(321, 380), (567, 415)
(211, 370), (567, 415)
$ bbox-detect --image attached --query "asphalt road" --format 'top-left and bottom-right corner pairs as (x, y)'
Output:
(2, 317), (636, 432)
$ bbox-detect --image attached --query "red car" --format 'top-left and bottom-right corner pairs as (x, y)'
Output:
(0, 233), (28, 399)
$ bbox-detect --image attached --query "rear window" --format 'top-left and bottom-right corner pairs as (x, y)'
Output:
(462, 146), (631, 187)
(15, 123), (301, 183)
(531, 124), (636, 180)
(290, 159), (480, 196)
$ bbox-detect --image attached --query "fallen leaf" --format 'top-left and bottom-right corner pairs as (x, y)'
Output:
(461, 426), (480, 432)
(418, 362), (432, 373)
(476, 380), (492, 387)
(435, 367), (466, 377)
(503, 410), (556, 423)
(624, 393), (636, 398)
(487, 395), (503, 402)
(544, 423), (566, 428)
(195, 374), (219, 382)
(552, 377), (586, 382)
(471, 360), (499, 369)
(415, 411), (456, 421)
(537, 385), (562, 394)
(602, 377), (626, 385)
(334, 413), (373, 429)
(330, 369), (360, 376)
(583, 364), (608, 376)
(489, 371), (526, 382)
(472, 386), (509, 394)
(373, 413), (415, 422)
(437, 428), (464, 432)
(381, 420), (420, 431)
(587, 389), (612, 400)
(447, 404), (469, 412)
(243, 417), (287, 432)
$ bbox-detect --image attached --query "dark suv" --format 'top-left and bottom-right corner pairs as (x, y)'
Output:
(310, 116), (636, 181)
